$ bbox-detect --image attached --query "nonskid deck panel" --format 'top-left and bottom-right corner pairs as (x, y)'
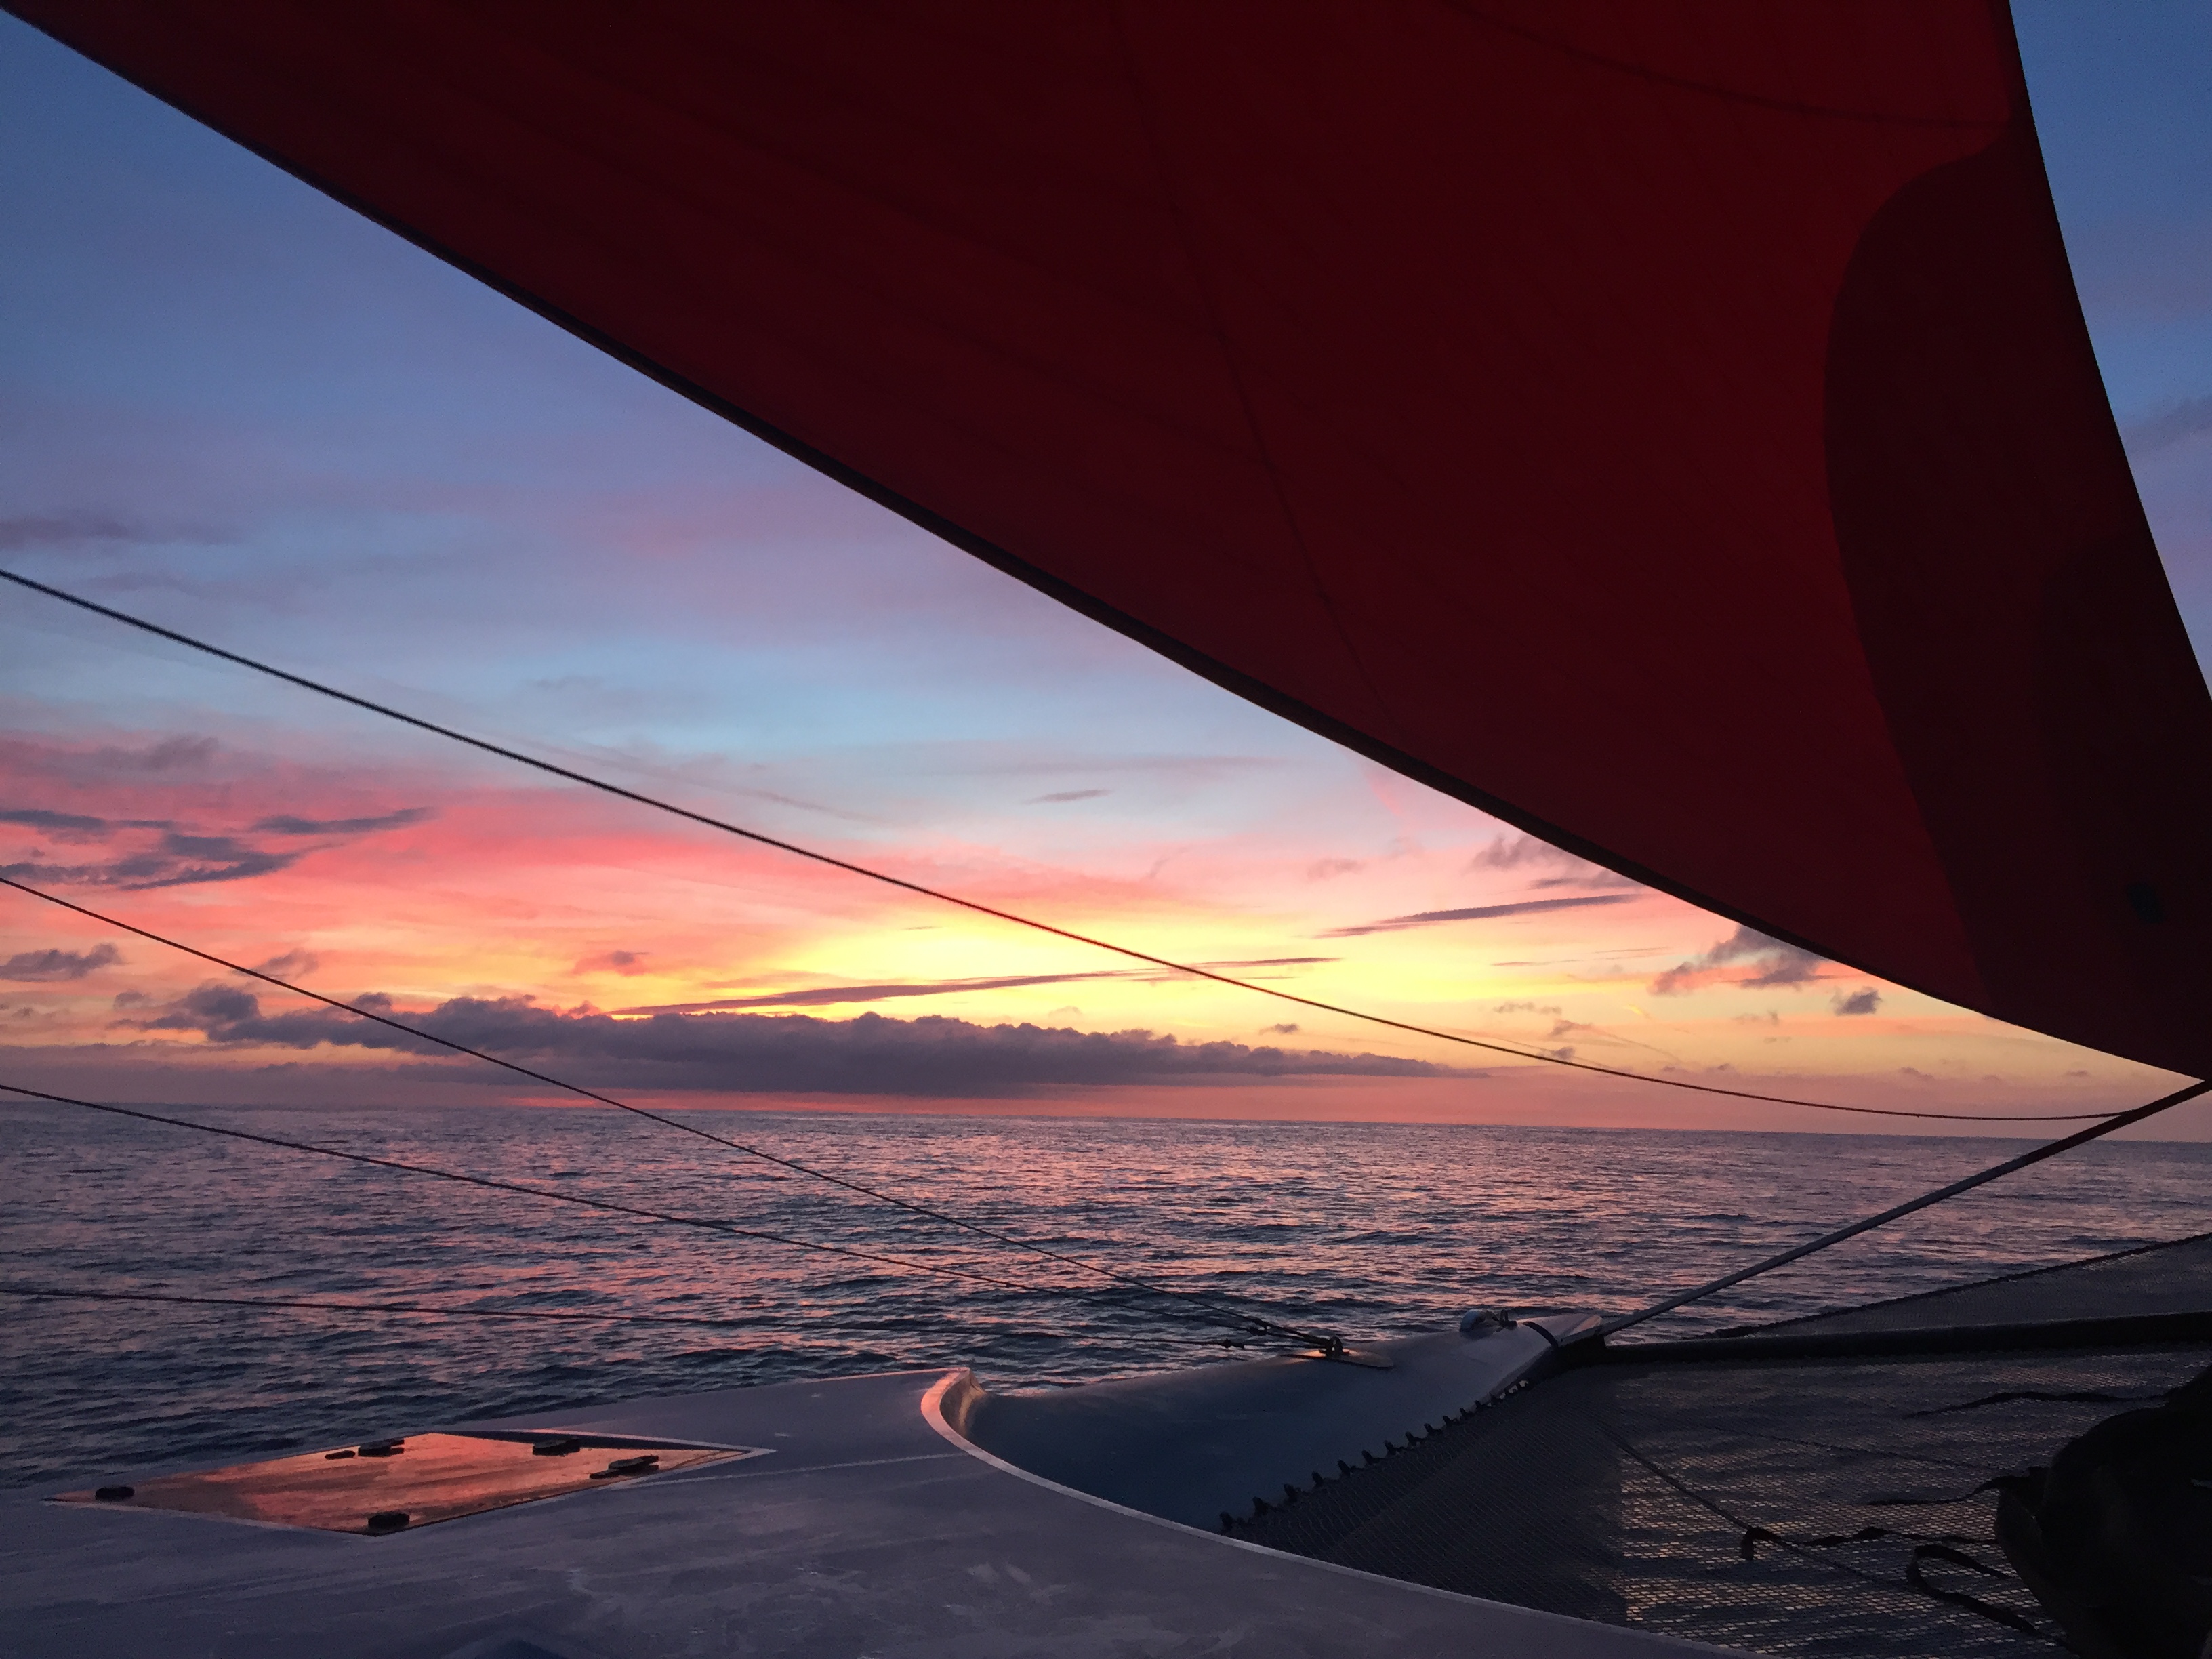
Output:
(3, 1353), (1708, 1658)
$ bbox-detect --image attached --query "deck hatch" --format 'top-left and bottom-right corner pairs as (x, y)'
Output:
(54, 1432), (766, 1534)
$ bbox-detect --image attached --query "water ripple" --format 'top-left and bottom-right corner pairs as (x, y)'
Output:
(3, 1102), (2205, 1488)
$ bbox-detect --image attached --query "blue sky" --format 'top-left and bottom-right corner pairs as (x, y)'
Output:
(2018, 1), (2212, 628)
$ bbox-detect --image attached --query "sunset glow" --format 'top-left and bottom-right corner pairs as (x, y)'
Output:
(4, 7), (2209, 1139)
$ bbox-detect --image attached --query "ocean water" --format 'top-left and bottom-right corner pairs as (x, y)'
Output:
(4, 1100), (2207, 1490)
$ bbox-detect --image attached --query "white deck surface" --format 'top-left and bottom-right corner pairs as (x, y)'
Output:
(1, 1354), (1721, 1656)
(963, 1319), (1585, 1528)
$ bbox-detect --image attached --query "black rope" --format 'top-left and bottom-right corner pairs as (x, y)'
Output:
(0, 1282), (759, 1330)
(1868, 1481), (2009, 1508)
(0, 567), (2121, 1126)
(1604, 1425), (2062, 1647)
(1740, 1527), (2041, 1637)
(1906, 1389), (2146, 1419)
(1740, 1523), (1994, 1559)
(1600, 1078), (2212, 1337)
(1721, 1429), (2003, 1481)
(0, 878), (1336, 1353)
(1905, 1543), (2047, 1639)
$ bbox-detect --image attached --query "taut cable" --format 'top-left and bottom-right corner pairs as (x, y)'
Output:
(0, 568), (2118, 1126)
(1600, 1078), (2212, 1338)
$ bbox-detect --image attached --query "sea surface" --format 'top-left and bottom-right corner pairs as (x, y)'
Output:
(5, 1101), (2207, 1490)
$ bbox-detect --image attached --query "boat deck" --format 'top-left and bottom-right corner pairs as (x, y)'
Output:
(1, 1330), (1706, 1658)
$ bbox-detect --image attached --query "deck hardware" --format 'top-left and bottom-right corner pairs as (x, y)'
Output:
(1301, 1340), (1397, 1370)
(530, 1437), (583, 1456)
(324, 1450), (355, 1460)
(93, 1486), (131, 1502)
(364, 1511), (409, 1532)
(356, 1439), (405, 1456)
(590, 1454), (659, 1479)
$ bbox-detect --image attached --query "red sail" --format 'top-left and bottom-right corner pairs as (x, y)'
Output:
(18, 1), (2211, 1078)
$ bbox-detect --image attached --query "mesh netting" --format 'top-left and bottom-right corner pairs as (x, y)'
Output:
(1722, 1230), (2212, 1338)
(1233, 1229), (2212, 1659)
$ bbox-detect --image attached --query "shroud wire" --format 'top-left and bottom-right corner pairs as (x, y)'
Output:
(0, 876), (1340, 1351)
(0, 1078), (1335, 1350)
(0, 567), (2135, 1126)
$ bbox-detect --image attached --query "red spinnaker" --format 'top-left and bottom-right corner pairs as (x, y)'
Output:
(16, 2), (2211, 1077)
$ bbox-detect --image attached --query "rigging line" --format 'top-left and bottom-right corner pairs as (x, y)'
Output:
(0, 1080), (1328, 1351)
(0, 876), (1334, 1351)
(0, 567), (2120, 1126)
(1599, 1078), (2212, 1338)
(0, 1079), (1103, 1303)
(0, 1282), (763, 1330)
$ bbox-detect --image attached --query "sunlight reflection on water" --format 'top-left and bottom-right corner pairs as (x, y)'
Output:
(4, 1101), (2206, 1487)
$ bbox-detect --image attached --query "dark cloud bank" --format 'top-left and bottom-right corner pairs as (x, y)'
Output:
(1, 942), (121, 983)
(626, 970), (1126, 1015)
(4, 828), (302, 890)
(2125, 393), (2212, 455)
(1324, 894), (1633, 937)
(251, 808), (433, 837)
(621, 960), (1339, 1017)
(1, 798), (433, 890)
(132, 987), (1450, 1097)
(1315, 837), (1646, 937)
(1650, 925), (1849, 1002)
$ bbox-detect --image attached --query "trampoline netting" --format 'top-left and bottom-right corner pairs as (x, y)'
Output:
(1233, 1234), (2212, 1656)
